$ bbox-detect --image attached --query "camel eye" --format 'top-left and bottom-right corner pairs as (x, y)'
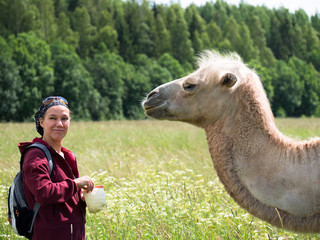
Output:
(183, 82), (197, 91)
(222, 73), (237, 88)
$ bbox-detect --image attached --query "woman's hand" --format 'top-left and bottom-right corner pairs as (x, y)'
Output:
(74, 176), (94, 192)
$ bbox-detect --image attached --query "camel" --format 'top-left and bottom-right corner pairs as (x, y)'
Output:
(142, 50), (320, 233)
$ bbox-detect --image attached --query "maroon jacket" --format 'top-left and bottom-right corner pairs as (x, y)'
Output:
(19, 138), (86, 240)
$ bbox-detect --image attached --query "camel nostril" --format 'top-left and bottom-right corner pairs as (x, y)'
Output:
(147, 90), (158, 99)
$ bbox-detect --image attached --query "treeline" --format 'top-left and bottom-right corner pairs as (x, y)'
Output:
(1, 0), (320, 121)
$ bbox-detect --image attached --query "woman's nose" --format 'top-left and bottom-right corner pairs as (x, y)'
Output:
(57, 119), (64, 126)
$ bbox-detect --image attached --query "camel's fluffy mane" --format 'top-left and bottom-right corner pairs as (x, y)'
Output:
(197, 50), (244, 68)
(196, 50), (242, 67)
(196, 50), (253, 81)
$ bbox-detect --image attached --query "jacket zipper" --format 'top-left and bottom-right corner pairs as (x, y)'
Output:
(71, 223), (73, 240)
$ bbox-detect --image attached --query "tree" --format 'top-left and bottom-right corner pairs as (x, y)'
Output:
(122, 57), (150, 119)
(153, 13), (171, 57)
(308, 50), (320, 71)
(136, 23), (154, 56)
(33, 0), (57, 42)
(113, 0), (133, 61)
(223, 16), (241, 52)
(85, 48), (127, 119)
(137, 0), (156, 57)
(207, 20), (222, 48)
(71, 7), (96, 58)
(199, 2), (215, 23)
(9, 32), (54, 121)
(253, 6), (272, 42)
(0, 37), (21, 121)
(50, 40), (97, 120)
(238, 24), (258, 61)
(158, 53), (185, 79)
(122, 54), (172, 119)
(185, 4), (206, 53)
(272, 60), (304, 116)
(95, 25), (119, 53)
(311, 13), (320, 38)
(79, 0), (114, 28)
(212, 0), (229, 29)
(269, 8), (297, 61)
(167, 5), (194, 64)
(246, 14), (275, 66)
(0, 0), (39, 37)
(288, 57), (320, 116)
(147, 59), (172, 89)
(121, 0), (155, 59)
(53, 0), (69, 17)
(56, 12), (79, 48)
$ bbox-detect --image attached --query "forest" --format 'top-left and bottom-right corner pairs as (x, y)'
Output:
(1, 0), (320, 121)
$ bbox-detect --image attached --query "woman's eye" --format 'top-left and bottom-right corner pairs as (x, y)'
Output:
(183, 82), (197, 91)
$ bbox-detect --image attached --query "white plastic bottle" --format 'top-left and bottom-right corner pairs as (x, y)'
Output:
(84, 185), (107, 213)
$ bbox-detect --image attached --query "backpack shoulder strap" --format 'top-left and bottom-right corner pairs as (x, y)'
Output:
(28, 202), (40, 234)
(20, 143), (53, 234)
(21, 142), (53, 176)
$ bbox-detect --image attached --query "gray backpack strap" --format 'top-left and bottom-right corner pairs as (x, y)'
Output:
(22, 142), (53, 234)
(28, 202), (40, 234)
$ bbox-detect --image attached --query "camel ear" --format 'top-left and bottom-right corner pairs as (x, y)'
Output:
(222, 73), (237, 88)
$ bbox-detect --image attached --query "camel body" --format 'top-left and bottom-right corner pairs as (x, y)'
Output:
(142, 50), (320, 232)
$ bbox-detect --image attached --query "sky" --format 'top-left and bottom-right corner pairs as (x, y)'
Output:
(152, 0), (319, 16)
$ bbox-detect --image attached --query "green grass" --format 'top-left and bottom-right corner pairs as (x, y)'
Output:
(1, 119), (320, 239)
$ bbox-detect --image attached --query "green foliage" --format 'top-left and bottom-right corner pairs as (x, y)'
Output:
(158, 53), (185, 79)
(85, 48), (126, 119)
(153, 11), (171, 57)
(56, 12), (79, 48)
(8, 32), (54, 121)
(71, 6), (96, 58)
(50, 40), (96, 120)
(0, 0), (320, 121)
(0, 37), (21, 121)
(272, 60), (304, 116)
(167, 4), (194, 64)
(288, 57), (320, 116)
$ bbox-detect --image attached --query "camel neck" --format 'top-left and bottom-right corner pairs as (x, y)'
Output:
(204, 115), (320, 217)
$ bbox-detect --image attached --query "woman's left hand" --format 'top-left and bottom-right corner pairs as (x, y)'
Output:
(74, 176), (94, 192)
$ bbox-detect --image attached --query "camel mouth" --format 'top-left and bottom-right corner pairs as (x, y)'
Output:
(144, 102), (166, 111)
(143, 101), (169, 118)
(143, 105), (156, 111)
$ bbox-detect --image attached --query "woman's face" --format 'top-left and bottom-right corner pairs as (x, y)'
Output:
(39, 105), (70, 144)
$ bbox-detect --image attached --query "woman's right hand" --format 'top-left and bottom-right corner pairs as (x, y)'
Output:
(74, 176), (94, 192)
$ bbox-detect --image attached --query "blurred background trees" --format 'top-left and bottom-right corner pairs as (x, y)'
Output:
(0, 0), (320, 121)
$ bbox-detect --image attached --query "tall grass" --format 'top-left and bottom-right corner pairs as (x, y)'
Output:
(1, 119), (320, 239)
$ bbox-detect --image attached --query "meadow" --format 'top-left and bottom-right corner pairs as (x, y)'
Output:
(1, 119), (320, 239)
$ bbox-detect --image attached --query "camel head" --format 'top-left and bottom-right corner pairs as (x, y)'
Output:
(142, 50), (257, 128)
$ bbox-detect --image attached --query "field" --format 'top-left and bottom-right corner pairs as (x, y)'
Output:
(1, 119), (320, 239)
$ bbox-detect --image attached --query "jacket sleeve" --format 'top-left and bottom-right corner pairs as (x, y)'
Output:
(22, 149), (78, 205)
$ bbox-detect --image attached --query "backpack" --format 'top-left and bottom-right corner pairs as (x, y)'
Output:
(8, 142), (53, 239)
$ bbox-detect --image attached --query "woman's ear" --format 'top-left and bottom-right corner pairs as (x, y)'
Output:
(39, 117), (44, 128)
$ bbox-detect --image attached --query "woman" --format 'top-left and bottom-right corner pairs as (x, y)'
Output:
(19, 96), (94, 240)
